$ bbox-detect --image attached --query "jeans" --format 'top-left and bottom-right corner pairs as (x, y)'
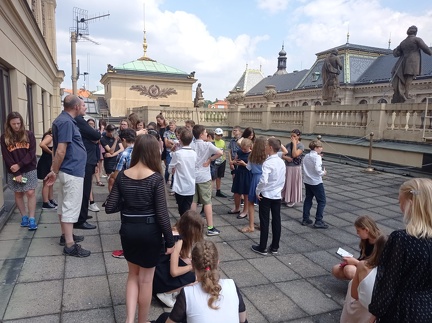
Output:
(164, 151), (172, 185)
(303, 183), (326, 222)
(258, 196), (282, 250)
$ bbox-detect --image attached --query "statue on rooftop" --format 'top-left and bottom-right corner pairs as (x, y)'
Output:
(391, 26), (432, 103)
(194, 83), (204, 107)
(322, 49), (343, 105)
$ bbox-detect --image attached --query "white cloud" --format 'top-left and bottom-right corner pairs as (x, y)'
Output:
(256, 0), (290, 14)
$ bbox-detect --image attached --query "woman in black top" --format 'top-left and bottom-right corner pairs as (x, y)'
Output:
(369, 178), (432, 322)
(106, 134), (175, 323)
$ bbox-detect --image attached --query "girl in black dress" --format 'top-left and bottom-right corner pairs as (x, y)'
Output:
(36, 128), (57, 209)
(369, 178), (432, 322)
(106, 134), (175, 323)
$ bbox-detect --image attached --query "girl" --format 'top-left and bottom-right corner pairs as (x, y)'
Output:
(332, 215), (381, 280)
(155, 240), (248, 323)
(370, 178), (432, 322)
(340, 234), (387, 323)
(229, 138), (252, 218)
(281, 129), (304, 207)
(240, 136), (267, 233)
(1, 112), (38, 230)
(36, 128), (57, 210)
(156, 114), (168, 161)
(153, 210), (203, 307)
(105, 134), (175, 323)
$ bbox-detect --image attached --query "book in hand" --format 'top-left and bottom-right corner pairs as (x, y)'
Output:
(336, 247), (353, 258)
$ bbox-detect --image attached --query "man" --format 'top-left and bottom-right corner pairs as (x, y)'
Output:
(100, 124), (124, 192)
(322, 49), (343, 104)
(74, 113), (101, 230)
(45, 95), (90, 257)
(391, 26), (432, 103)
(213, 128), (228, 197)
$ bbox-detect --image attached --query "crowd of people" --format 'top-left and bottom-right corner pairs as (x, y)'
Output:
(2, 94), (432, 322)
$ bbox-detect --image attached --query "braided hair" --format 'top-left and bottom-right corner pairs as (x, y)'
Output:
(192, 241), (221, 309)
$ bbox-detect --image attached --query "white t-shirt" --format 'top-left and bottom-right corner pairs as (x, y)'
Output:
(192, 139), (221, 183)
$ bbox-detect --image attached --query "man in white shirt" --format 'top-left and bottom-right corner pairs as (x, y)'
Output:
(251, 138), (286, 256)
(302, 140), (328, 229)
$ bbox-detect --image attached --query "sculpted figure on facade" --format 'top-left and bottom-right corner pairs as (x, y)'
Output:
(322, 49), (343, 105)
(391, 26), (432, 103)
(194, 83), (204, 107)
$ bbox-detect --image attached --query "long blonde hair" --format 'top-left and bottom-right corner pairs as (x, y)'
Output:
(399, 178), (432, 238)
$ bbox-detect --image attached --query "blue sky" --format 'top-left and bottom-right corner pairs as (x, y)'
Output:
(56, 0), (432, 102)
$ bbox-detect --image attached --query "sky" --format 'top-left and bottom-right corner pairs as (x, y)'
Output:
(55, 0), (432, 102)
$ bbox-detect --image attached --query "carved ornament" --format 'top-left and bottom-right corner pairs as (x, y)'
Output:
(130, 85), (178, 99)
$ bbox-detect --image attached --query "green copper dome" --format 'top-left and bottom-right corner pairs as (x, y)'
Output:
(115, 58), (188, 75)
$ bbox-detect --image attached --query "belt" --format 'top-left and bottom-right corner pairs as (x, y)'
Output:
(121, 215), (156, 224)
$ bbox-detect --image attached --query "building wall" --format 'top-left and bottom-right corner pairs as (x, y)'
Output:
(0, 0), (63, 216)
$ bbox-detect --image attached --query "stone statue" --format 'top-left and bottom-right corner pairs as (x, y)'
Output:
(322, 49), (343, 105)
(194, 83), (204, 107)
(391, 26), (432, 103)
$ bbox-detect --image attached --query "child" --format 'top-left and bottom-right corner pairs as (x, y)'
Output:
(332, 215), (381, 280)
(302, 140), (328, 229)
(168, 129), (197, 216)
(229, 139), (253, 218)
(163, 120), (177, 185)
(240, 136), (267, 233)
(251, 138), (286, 256)
(213, 128), (228, 198)
(154, 240), (248, 323)
(153, 210), (203, 307)
(191, 125), (223, 236)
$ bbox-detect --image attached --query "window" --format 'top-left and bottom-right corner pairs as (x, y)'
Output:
(302, 102), (309, 106)
(26, 82), (34, 132)
(0, 64), (12, 188)
(378, 98), (387, 104)
(359, 99), (368, 104)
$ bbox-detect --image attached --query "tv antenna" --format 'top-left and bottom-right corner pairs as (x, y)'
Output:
(70, 7), (109, 94)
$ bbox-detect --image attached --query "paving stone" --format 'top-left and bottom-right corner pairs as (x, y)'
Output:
(32, 223), (61, 238)
(27, 237), (63, 257)
(0, 224), (34, 241)
(249, 256), (300, 282)
(18, 255), (64, 283)
(2, 314), (60, 323)
(3, 280), (62, 320)
(0, 239), (31, 260)
(62, 276), (111, 311)
(276, 279), (340, 315)
(97, 220), (121, 235)
(216, 241), (244, 262)
(100, 233), (122, 252)
(65, 252), (106, 278)
(220, 259), (269, 288)
(107, 273), (127, 305)
(104, 252), (129, 274)
(62, 307), (115, 323)
(279, 254), (329, 278)
(307, 275), (347, 306)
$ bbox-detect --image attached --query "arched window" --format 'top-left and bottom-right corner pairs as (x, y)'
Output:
(421, 98), (428, 103)
(377, 98), (387, 103)
(302, 102), (309, 106)
(359, 99), (368, 104)
(314, 101), (322, 106)
(246, 105), (250, 109)
(260, 104), (264, 108)
(284, 103), (290, 107)
(276, 103), (280, 108)
(252, 104), (256, 109)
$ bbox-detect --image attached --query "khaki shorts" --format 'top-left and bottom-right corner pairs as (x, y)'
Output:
(57, 171), (84, 223)
(193, 180), (212, 205)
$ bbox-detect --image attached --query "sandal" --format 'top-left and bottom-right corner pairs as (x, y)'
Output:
(228, 210), (240, 214)
(96, 181), (105, 187)
(239, 227), (254, 233)
(237, 213), (248, 219)
(254, 223), (261, 230)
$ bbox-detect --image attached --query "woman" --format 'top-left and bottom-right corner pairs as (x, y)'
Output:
(153, 210), (203, 307)
(156, 114), (168, 161)
(86, 118), (101, 212)
(154, 240), (248, 323)
(237, 127), (255, 146)
(105, 134), (175, 323)
(1, 112), (38, 230)
(369, 178), (432, 322)
(281, 129), (304, 207)
(340, 234), (387, 323)
(98, 119), (107, 178)
(36, 128), (57, 210)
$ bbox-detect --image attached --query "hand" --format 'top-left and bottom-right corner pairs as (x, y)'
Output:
(44, 171), (57, 186)
(230, 164), (235, 170)
(256, 194), (262, 201)
(14, 175), (23, 183)
(203, 159), (211, 167)
(238, 160), (247, 167)
(369, 315), (376, 323)
(165, 246), (175, 255)
(105, 152), (113, 158)
(10, 164), (20, 173)
(285, 156), (293, 162)
(343, 256), (356, 265)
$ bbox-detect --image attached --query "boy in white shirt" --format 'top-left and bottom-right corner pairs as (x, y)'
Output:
(302, 140), (328, 229)
(251, 138), (286, 256)
(191, 125), (223, 236)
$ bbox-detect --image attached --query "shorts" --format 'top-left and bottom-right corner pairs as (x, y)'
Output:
(57, 171), (84, 223)
(193, 180), (212, 205)
(214, 160), (226, 178)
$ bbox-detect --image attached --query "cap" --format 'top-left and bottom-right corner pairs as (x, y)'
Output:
(106, 124), (117, 131)
(214, 128), (223, 135)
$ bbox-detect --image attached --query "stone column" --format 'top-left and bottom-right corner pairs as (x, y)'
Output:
(303, 105), (316, 134)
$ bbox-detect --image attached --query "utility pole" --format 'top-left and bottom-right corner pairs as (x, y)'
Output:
(70, 8), (109, 94)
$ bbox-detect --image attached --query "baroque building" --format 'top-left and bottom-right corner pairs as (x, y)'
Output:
(0, 0), (63, 216)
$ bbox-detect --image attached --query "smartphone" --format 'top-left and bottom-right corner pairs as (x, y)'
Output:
(336, 247), (353, 258)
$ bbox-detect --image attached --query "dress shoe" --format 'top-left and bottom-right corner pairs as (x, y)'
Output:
(74, 222), (97, 230)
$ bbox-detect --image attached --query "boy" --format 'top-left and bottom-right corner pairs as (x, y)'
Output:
(302, 140), (328, 229)
(191, 125), (223, 236)
(251, 138), (286, 256)
(169, 129), (197, 216)
(163, 120), (177, 185)
(213, 128), (228, 197)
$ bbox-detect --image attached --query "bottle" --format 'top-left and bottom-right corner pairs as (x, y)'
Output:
(13, 177), (28, 184)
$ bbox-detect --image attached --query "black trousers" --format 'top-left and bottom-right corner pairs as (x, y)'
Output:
(77, 163), (96, 225)
(258, 196), (282, 251)
(175, 193), (193, 216)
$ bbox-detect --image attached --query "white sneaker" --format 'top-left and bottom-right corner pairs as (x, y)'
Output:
(156, 292), (176, 307)
(88, 203), (100, 212)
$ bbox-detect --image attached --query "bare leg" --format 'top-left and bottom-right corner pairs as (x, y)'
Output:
(231, 193), (241, 212)
(61, 221), (75, 248)
(25, 189), (36, 218)
(190, 202), (197, 211)
(247, 201), (255, 230)
(15, 192), (26, 216)
(204, 204), (213, 227)
(137, 266), (156, 323)
(216, 178), (221, 190)
(48, 185), (54, 201)
(42, 180), (50, 202)
(125, 262), (140, 323)
(239, 195), (249, 217)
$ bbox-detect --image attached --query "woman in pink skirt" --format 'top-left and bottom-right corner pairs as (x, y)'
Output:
(281, 129), (304, 207)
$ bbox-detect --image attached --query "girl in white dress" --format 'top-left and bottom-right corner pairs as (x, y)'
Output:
(340, 234), (388, 323)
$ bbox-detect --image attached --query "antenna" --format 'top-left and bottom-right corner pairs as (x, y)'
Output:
(69, 7), (110, 94)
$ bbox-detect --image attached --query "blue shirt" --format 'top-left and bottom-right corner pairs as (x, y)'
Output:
(52, 111), (86, 177)
(116, 145), (133, 171)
